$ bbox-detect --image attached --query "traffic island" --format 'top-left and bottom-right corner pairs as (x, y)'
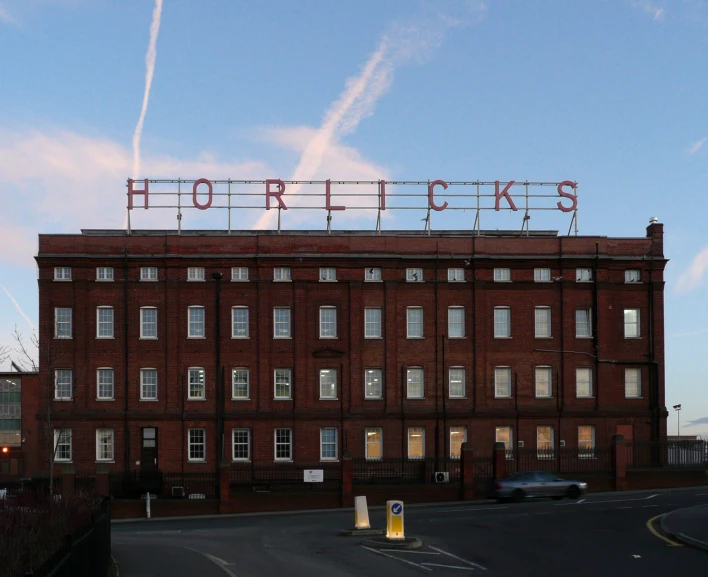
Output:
(360, 499), (422, 549)
(338, 527), (385, 537)
(361, 536), (423, 550)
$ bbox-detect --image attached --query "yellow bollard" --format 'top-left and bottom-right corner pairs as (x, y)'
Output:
(386, 500), (404, 540)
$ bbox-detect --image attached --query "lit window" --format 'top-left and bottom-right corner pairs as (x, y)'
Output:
(495, 426), (513, 458)
(232, 429), (250, 461)
(537, 426), (554, 458)
(494, 307), (511, 338)
(534, 268), (551, 282)
(232, 368), (249, 399)
(275, 428), (292, 461)
(319, 307), (337, 338)
(365, 267), (382, 281)
(448, 367), (465, 398)
(406, 268), (423, 282)
(54, 308), (72, 339)
(535, 366), (552, 398)
(406, 367), (424, 399)
(140, 307), (157, 339)
(448, 268), (464, 282)
(54, 267), (72, 281)
(140, 267), (158, 281)
(576, 268), (592, 282)
(96, 267), (114, 281)
(407, 427), (425, 460)
(578, 425), (595, 457)
(575, 308), (592, 338)
(232, 307), (249, 338)
(96, 429), (114, 462)
(319, 369), (337, 399)
(494, 367), (512, 398)
(274, 267), (291, 281)
(188, 368), (205, 399)
(365, 369), (383, 399)
(534, 307), (551, 338)
(494, 268), (511, 282)
(625, 368), (641, 398)
(365, 428), (382, 460)
(625, 270), (641, 283)
(54, 369), (72, 400)
(140, 369), (157, 400)
(576, 367), (593, 398)
(188, 429), (206, 461)
(320, 428), (338, 461)
(188, 306), (205, 338)
(449, 426), (467, 459)
(54, 429), (72, 462)
(187, 267), (205, 281)
(231, 267), (249, 281)
(364, 308), (382, 338)
(406, 307), (423, 338)
(96, 368), (114, 400)
(448, 307), (465, 338)
(97, 307), (114, 338)
(274, 369), (292, 399)
(273, 307), (291, 338)
(624, 309), (640, 338)
(319, 267), (337, 282)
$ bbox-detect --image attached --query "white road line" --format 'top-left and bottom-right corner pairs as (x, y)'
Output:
(360, 546), (432, 571)
(555, 494), (660, 506)
(421, 563), (476, 571)
(428, 545), (488, 571)
(181, 547), (239, 577)
(389, 550), (441, 555)
(577, 498), (586, 504)
(439, 506), (509, 513)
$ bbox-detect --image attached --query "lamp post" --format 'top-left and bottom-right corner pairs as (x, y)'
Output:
(673, 404), (682, 439)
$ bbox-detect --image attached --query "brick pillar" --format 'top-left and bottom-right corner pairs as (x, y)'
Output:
(612, 434), (627, 491)
(219, 459), (230, 513)
(341, 451), (353, 507)
(460, 442), (475, 500)
(61, 465), (75, 496)
(95, 464), (110, 496)
(493, 442), (506, 481)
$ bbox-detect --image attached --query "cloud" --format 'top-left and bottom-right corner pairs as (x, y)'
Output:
(0, 3), (18, 25)
(686, 417), (708, 427)
(631, 1), (665, 20)
(0, 284), (36, 335)
(676, 246), (708, 293)
(688, 136), (707, 155)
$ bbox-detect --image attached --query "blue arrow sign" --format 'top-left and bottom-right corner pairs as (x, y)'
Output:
(391, 503), (402, 515)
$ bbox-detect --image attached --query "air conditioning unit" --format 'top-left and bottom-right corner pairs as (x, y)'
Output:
(560, 440), (566, 447)
(171, 486), (185, 498)
(517, 440), (524, 448)
(434, 471), (449, 483)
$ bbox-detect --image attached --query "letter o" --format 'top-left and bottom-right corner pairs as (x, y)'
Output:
(193, 178), (213, 210)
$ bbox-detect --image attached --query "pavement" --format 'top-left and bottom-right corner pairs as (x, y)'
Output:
(661, 503), (708, 551)
(112, 487), (708, 576)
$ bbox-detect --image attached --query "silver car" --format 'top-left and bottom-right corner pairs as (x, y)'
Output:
(494, 471), (588, 503)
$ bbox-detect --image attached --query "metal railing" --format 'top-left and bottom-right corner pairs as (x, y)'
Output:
(230, 463), (342, 491)
(505, 448), (613, 474)
(352, 458), (461, 484)
(627, 440), (708, 469)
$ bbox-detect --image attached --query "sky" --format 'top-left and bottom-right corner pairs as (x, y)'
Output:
(0, 0), (706, 436)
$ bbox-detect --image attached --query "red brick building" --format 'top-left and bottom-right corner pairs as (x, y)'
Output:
(35, 223), (667, 478)
(0, 371), (40, 480)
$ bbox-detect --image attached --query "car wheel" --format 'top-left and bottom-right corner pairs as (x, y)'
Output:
(511, 489), (525, 503)
(567, 485), (581, 499)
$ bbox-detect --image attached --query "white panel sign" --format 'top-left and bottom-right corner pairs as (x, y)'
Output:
(303, 469), (324, 482)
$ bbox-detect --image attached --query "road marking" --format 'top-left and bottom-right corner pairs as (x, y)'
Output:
(361, 546), (432, 571)
(555, 494), (659, 506)
(421, 563), (476, 571)
(646, 515), (684, 547)
(428, 545), (488, 571)
(440, 506), (508, 513)
(181, 547), (240, 577)
(576, 498), (586, 504)
(642, 505), (658, 508)
(390, 550), (441, 555)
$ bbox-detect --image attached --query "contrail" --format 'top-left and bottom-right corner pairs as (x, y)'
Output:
(0, 284), (36, 336)
(132, 0), (163, 181)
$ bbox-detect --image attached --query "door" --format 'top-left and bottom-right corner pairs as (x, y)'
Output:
(140, 427), (160, 492)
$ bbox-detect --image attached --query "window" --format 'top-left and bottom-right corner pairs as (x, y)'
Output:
(406, 268), (423, 282)
(576, 367), (593, 398)
(273, 267), (291, 281)
(406, 368), (424, 399)
(537, 426), (554, 458)
(450, 426), (467, 459)
(534, 268), (551, 282)
(407, 427), (425, 459)
(188, 306), (205, 338)
(365, 369), (383, 399)
(141, 267), (158, 281)
(365, 267), (382, 281)
(625, 368), (641, 398)
(54, 369), (72, 400)
(96, 429), (114, 462)
(0, 377), (21, 447)
(54, 429), (72, 462)
(96, 368), (114, 400)
(494, 307), (511, 338)
(624, 309), (640, 338)
(365, 428), (382, 460)
(274, 369), (292, 399)
(96, 307), (114, 338)
(232, 307), (249, 338)
(576, 268), (592, 282)
(320, 428), (338, 460)
(96, 267), (114, 281)
(140, 369), (157, 400)
(274, 428), (292, 460)
(319, 307), (337, 338)
(54, 308), (72, 339)
(534, 307), (551, 338)
(448, 367), (466, 398)
(140, 307), (157, 339)
(319, 369), (337, 399)
(319, 267), (336, 281)
(625, 269), (641, 283)
(448, 268), (464, 282)
(188, 368), (205, 399)
(448, 307), (465, 338)
(406, 307), (423, 338)
(496, 426), (513, 458)
(273, 307), (291, 338)
(575, 308), (592, 338)
(231, 267), (249, 281)
(232, 368), (249, 399)
(232, 429), (250, 461)
(364, 308), (382, 338)
(494, 268), (511, 282)
(578, 426), (595, 457)
(54, 267), (72, 281)
(535, 366), (552, 398)
(188, 429), (206, 461)
(188, 267), (205, 281)
(494, 367), (512, 398)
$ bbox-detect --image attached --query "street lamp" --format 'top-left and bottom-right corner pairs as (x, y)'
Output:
(673, 404), (682, 439)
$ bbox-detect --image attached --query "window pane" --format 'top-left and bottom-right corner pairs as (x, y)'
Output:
(494, 367), (511, 398)
(231, 267), (249, 281)
(189, 307), (205, 337)
(407, 308), (423, 338)
(535, 367), (552, 398)
(365, 428), (382, 460)
(365, 267), (382, 281)
(534, 268), (551, 282)
(233, 429), (250, 460)
(406, 268), (423, 282)
(495, 426), (513, 452)
(141, 369), (157, 399)
(275, 369), (291, 398)
(189, 368), (205, 398)
(365, 369), (382, 399)
(624, 309), (640, 338)
(55, 308), (72, 338)
(576, 367), (592, 397)
(449, 368), (465, 398)
(537, 426), (554, 456)
(448, 268), (464, 282)
(96, 429), (114, 461)
(407, 427), (424, 459)
(364, 308), (382, 338)
(578, 426), (594, 452)
(494, 308), (510, 338)
(97, 369), (114, 399)
(448, 307), (464, 338)
(319, 369), (337, 399)
(320, 428), (337, 460)
(232, 368), (249, 399)
(575, 308), (592, 338)
(232, 307), (249, 338)
(320, 307), (337, 338)
(625, 368), (641, 398)
(275, 428), (292, 459)
(274, 308), (291, 338)
(189, 429), (205, 460)
(141, 308), (157, 338)
(55, 369), (72, 399)
(534, 307), (551, 338)
(450, 426), (466, 459)
(406, 368), (424, 398)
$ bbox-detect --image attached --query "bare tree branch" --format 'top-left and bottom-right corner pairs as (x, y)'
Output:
(11, 324), (39, 372)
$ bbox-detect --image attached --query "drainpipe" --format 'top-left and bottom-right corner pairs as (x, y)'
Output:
(123, 247), (130, 475)
(212, 271), (223, 494)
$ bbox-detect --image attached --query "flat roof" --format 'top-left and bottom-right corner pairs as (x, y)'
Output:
(77, 229), (562, 238)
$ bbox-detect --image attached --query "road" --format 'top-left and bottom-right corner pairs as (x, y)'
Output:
(112, 488), (708, 576)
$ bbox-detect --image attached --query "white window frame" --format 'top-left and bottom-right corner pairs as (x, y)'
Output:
(274, 369), (292, 399)
(493, 268), (511, 282)
(319, 369), (338, 400)
(534, 306), (551, 338)
(406, 268), (423, 282)
(96, 368), (114, 400)
(140, 307), (158, 339)
(448, 367), (466, 398)
(494, 367), (512, 398)
(624, 308), (640, 338)
(232, 368), (250, 400)
(447, 306), (465, 338)
(447, 268), (465, 282)
(449, 426), (467, 459)
(231, 306), (249, 339)
(273, 307), (291, 338)
(54, 307), (72, 339)
(140, 267), (158, 281)
(534, 268), (551, 282)
(625, 368), (641, 398)
(407, 427), (425, 460)
(188, 367), (206, 400)
(364, 308), (382, 339)
(274, 428), (293, 461)
(54, 369), (72, 401)
(535, 366), (552, 398)
(273, 267), (291, 282)
(406, 307), (423, 338)
(140, 368), (158, 400)
(575, 308), (592, 338)
(96, 306), (115, 339)
(537, 426), (554, 458)
(576, 268), (592, 282)
(406, 367), (424, 399)
(54, 266), (72, 281)
(96, 428), (114, 462)
(188, 306), (205, 339)
(319, 306), (337, 339)
(232, 428), (250, 461)
(319, 267), (337, 282)
(364, 368), (383, 399)
(495, 426), (514, 458)
(96, 267), (114, 281)
(365, 267), (382, 282)
(187, 266), (205, 281)
(188, 429), (206, 462)
(54, 429), (72, 462)
(578, 425), (595, 458)
(320, 428), (338, 461)
(231, 267), (249, 281)
(576, 367), (593, 398)
(625, 269), (641, 283)
(494, 307), (511, 338)
(365, 427), (383, 460)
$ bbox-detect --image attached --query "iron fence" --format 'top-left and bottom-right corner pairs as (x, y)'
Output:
(230, 463), (342, 492)
(73, 470), (96, 495)
(351, 458), (462, 484)
(108, 470), (218, 499)
(627, 440), (708, 469)
(505, 448), (613, 475)
(472, 456), (495, 498)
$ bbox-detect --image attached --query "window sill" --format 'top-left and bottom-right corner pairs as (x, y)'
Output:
(54, 398), (73, 402)
(406, 397), (425, 400)
(624, 337), (642, 340)
(576, 396), (595, 399)
(535, 336), (553, 340)
(493, 280), (512, 283)
(187, 398), (207, 402)
(319, 280), (338, 283)
(406, 281), (425, 283)
(447, 280), (466, 283)
(449, 396), (467, 400)
(96, 398), (114, 402)
(448, 336), (466, 340)
(364, 336), (383, 340)
(534, 280), (552, 283)
(494, 396), (513, 400)
(364, 397), (383, 401)
(364, 280), (383, 283)
(535, 396), (554, 400)
(406, 336), (425, 340)
(53, 279), (72, 282)
(494, 336), (512, 339)
(319, 398), (339, 401)
(187, 460), (206, 463)
(96, 460), (115, 464)
(230, 279), (249, 283)
(274, 397), (293, 401)
(575, 336), (593, 339)
(273, 336), (292, 340)
(274, 459), (293, 463)
(320, 459), (339, 463)
(231, 336), (250, 340)
(96, 336), (115, 340)
(140, 280), (158, 282)
(232, 459), (250, 463)
(54, 336), (73, 340)
(231, 397), (250, 401)
(319, 337), (339, 340)
(273, 280), (292, 283)
(95, 279), (114, 283)
(139, 337), (158, 340)
(187, 280), (206, 282)
(140, 398), (159, 402)
(187, 336), (206, 340)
